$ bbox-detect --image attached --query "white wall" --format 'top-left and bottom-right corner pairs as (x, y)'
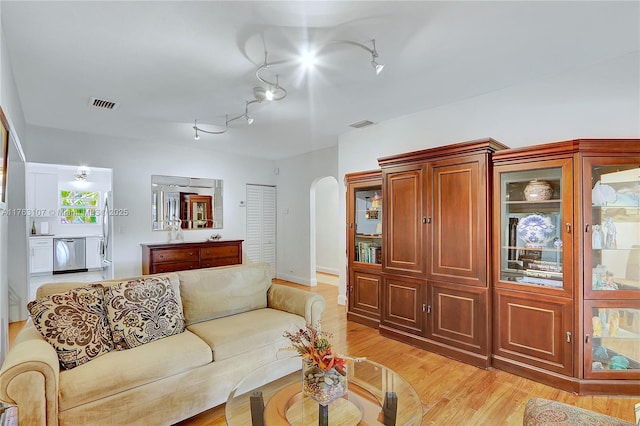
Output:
(336, 52), (640, 304)
(315, 176), (339, 275)
(7, 154), (26, 322)
(275, 146), (338, 285)
(24, 125), (276, 279)
(0, 16), (27, 362)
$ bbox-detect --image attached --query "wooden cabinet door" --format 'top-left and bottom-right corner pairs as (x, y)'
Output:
(493, 289), (573, 376)
(383, 165), (425, 277)
(427, 280), (488, 354)
(347, 269), (381, 327)
(381, 275), (425, 335)
(427, 155), (486, 286)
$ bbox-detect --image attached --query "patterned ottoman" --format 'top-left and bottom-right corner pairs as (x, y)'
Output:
(523, 398), (637, 426)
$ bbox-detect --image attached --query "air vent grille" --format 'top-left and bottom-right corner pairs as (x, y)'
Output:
(349, 120), (374, 128)
(90, 97), (119, 110)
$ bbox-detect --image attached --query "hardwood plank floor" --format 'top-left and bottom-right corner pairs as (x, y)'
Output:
(9, 279), (637, 425)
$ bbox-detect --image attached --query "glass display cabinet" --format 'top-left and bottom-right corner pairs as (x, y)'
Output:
(492, 158), (574, 379)
(493, 140), (640, 395)
(495, 159), (574, 298)
(354, 189), (382, 265)
(345, 170), (383, 328)
(583, 159), (640, 379)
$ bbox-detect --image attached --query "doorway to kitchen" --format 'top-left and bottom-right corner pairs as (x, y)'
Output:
(16, 163), (114, 321)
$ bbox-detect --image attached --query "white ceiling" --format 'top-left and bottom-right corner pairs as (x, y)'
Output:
(2, 1), (638, 160)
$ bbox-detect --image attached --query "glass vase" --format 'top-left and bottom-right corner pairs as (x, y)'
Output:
(302, 359), (348, 406)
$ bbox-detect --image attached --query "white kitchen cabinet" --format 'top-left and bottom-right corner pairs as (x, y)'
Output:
(26, 172), (58, 216)
(85, 236), (102, 269)
(30, 238), (53, 274)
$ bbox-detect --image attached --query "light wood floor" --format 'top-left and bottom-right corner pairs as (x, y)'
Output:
(9, 278), (637, 425)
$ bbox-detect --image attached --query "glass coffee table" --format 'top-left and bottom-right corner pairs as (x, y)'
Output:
(226, 356), (423, 425)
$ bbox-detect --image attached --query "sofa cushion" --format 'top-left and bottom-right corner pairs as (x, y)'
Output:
(178, 263), (271, 325)
(35, 273), (182, 300)
(187, 308), (305, 361)
(27, 284), (113, 370)
(58, 329), (213, 412)
(104, 276), (185, 350)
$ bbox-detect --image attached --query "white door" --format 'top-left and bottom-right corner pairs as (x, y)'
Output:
(246, 185), (276, 277)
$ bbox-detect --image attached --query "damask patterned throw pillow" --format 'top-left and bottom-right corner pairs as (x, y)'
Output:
(104, 276), (185, 350)
(27, 284), (114, 370)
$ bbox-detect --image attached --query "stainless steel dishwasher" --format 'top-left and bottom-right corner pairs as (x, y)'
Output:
(53, 237), (87, 274)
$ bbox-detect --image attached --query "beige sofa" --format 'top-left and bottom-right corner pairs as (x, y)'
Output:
(0, 262), (325, 425)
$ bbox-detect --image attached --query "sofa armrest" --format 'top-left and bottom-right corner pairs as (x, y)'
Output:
(267, 284), (326, 325)
(0, 322), (59, 426)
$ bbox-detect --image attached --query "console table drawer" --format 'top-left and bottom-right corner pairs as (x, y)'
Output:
(151, 248), (198, 263)
(201, 258), (238, 268)
(141, 240), (243, 275)
(200, 245), (239, 260)
(151, 260), (199, 274)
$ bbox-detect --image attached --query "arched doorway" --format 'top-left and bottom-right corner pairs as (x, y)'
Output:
(310, 176), (339, 286)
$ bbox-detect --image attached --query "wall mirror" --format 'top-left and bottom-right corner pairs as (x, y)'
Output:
(151, 175), (223, 230)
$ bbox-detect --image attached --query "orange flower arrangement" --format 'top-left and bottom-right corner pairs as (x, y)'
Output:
(284, 323), (347, 375)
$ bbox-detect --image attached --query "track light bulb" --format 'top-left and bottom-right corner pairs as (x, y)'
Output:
(265, 89), (274, 101)
(372, 60), (385, 75)
(300, 50), (317, 68)
(194, 133), (200, 141)
(246, 116), (254, 125)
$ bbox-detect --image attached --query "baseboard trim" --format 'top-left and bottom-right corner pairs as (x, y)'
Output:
(316, 266), (339, 276)
(276, 272), (313, 286)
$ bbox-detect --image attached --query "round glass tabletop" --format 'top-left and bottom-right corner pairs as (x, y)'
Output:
(226, 356), (423, 425)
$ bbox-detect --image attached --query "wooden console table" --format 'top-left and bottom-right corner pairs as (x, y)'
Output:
(141, 240), (243, 274)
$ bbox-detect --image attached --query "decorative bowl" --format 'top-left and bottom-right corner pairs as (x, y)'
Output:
(517, 213), (556, 248)
(523, 180), (553, 201)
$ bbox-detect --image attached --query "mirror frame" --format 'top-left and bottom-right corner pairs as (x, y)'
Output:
(151, 175), (223, 231)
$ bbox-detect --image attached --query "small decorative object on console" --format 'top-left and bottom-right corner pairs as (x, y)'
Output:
(284, 323), (348, 406)
(208, 233), (222, 241)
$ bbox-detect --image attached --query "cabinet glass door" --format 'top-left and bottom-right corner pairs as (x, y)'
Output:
(585, 160), (640, 298)
(496, 163), (571, 294)
(354, 188), (382, 265)
(585, 301), (640, 378)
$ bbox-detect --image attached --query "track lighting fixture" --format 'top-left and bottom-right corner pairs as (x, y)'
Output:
(256, 53), (287, 101)
(193, 38), (384, 140)
(193, 118), (228, 139)
(370, 40), (385, 75)
(330, 39), (385, 76)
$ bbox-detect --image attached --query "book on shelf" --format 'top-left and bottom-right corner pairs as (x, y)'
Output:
(517, 276), (563, 288)
(525, 269), (563, 280)
(356, 241), (381, 264)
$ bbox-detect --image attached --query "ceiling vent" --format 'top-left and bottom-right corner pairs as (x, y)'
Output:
(349, 120), (374, 129)
(90, 97), (119, 110)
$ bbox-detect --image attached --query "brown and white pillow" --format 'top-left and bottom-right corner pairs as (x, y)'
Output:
(27, 284), (114, 370)
(104, 276), (185, 350)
